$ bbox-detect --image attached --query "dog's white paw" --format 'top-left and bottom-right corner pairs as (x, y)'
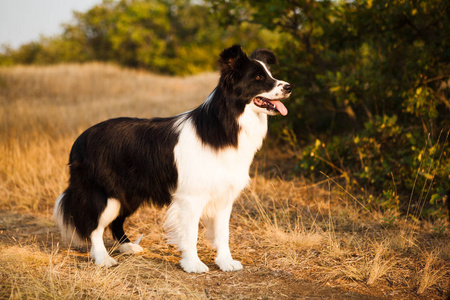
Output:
(119, 242), (144, 254)
(91, 248), (118, 267)
(180, 258), (209, 273)
(94, 255), (118, 268)
(216, 258), (243, 272)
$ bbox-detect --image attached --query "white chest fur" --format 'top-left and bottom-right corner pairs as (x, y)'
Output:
(173, 106), (268, 210)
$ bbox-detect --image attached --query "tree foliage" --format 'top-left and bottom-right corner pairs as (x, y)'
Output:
(0, 0), (280, 75)
(210, 0), (450, 218)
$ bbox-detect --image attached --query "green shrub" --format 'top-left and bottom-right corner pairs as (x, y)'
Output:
(212, 0), (450, 218)
(0, 0), (280, 75)
(296, 116), (449, 218)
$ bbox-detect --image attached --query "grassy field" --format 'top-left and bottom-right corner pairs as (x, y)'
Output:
(0, 63), (449, 299)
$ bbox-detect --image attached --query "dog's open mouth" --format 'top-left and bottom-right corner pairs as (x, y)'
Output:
(253, 97), (288, 116)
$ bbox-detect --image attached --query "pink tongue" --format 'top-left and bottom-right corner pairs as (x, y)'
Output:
(270, 100), (288, 116)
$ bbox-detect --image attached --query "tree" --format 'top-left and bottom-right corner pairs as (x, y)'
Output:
(211, 0), (450, 217)
(0, 0), (281, 75)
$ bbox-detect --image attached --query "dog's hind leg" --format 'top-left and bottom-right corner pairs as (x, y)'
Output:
(110, 215), (130, 243)
(90, 198), (121, 267)
(110, 215), (144, 254)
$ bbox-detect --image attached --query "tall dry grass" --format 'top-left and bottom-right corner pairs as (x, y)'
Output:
(0, 63), (449, 299)
(0, 63), (218, 211)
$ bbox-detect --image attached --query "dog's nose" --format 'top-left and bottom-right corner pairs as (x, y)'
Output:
(283, 84), (291, 93)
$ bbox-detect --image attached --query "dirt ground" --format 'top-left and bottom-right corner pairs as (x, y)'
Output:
(0, 210), (384, 299)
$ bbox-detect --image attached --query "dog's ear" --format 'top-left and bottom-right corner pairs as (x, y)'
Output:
(250, 49), (278, 65)
(219, 45), (248, 72)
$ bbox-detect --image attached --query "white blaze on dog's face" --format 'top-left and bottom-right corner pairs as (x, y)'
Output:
(250, 60), (291, 116)
(218, 46), (291, 117)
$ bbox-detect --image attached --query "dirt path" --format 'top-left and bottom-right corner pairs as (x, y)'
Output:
(0, 211), (382, 299)
(176, 268), (381, 299)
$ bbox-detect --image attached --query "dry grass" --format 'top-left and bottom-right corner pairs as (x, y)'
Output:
(1, 63), (449, 299)
(0, 244), (202, 299)
(0, 63), (218, 211)
(416, 251), (449, 295)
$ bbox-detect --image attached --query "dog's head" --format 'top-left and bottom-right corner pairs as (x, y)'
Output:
(218, 45), (291, 116)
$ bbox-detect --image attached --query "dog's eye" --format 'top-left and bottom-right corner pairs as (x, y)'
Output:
(255, 75), (263, 81)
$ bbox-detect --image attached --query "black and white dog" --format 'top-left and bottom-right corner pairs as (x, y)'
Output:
(53, 45), (291, 273)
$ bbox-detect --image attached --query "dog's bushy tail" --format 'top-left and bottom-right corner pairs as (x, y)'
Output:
(53, 189), (86, 246)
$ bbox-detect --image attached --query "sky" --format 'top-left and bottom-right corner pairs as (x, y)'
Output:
(0, 0), (103, 49)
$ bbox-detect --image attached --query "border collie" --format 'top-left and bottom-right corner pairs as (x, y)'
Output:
(53, 45), (291, 273)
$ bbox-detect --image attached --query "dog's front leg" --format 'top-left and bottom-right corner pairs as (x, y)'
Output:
(165, 197), (209, 273)
(207, 202), (243, 272)
(179, 219), (209, 273)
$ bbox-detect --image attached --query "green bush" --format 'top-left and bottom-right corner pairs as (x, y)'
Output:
(296, 117), (449, 218)
(212, 0), (450, 218)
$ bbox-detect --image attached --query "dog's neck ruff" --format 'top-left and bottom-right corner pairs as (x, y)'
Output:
(237, 104), (268, 154)
(190, 88), (268, 153)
